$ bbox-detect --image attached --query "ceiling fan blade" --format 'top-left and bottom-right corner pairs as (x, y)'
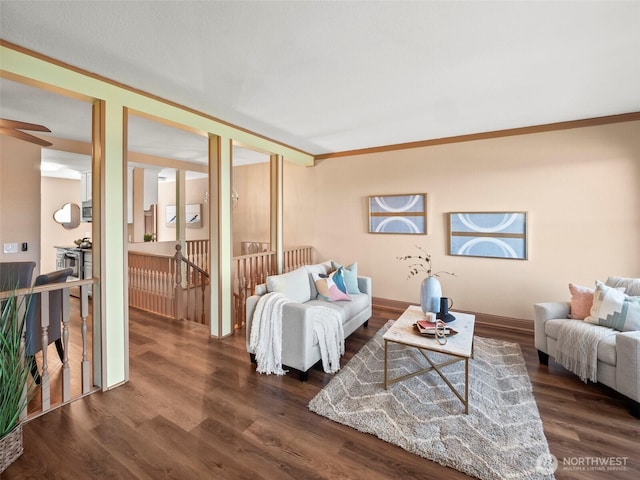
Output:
(0, 118), (52, 132)
(0, 127), (53, 147)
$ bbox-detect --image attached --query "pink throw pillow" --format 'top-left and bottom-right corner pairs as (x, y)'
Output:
(568, 283), (594, 320)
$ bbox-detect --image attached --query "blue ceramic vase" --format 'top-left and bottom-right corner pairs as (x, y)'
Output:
(420, 276), (442, 314)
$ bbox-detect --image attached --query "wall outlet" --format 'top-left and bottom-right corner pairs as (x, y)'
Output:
(3, 242), (19, 254)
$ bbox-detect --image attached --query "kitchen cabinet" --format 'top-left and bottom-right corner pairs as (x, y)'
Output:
(80, 170), (92, 202)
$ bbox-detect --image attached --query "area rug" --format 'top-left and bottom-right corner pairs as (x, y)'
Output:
(308, 321), (555, 480)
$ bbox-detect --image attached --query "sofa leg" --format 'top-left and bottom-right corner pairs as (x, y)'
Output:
(537, 350), (549, 366)
(364, 319), (369, 328)
(299, 370), (309, 382)
(630, 400), (640, 419)
(249, 353), (257, 364)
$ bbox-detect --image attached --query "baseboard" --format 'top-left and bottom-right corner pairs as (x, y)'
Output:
(372, 297), (534, 334)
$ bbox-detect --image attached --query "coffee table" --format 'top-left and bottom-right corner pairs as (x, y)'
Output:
(383, 305), (476, 414)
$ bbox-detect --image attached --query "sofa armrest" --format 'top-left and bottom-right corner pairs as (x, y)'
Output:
(245, 290), (264, 352)
(616, 331), (640, 403)
(279, 302), (322, 371)
(245, 291), (327, 359)
(357, 276), (372, 297)
(534, 302), (570, 353)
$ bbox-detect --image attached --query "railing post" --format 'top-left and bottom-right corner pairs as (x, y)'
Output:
(175, 244), (184, 320)
(81, 283), (91, 394)
(18, 296), (28, 423)
(40, 291), (51, 411)
(62, 286), (71, 402)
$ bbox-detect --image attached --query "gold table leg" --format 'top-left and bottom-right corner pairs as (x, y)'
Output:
(384, 341), (470, 414)
(384, 339), (388, 389)
(464, 358), (469, 414)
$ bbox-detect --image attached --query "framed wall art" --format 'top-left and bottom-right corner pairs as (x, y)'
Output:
(448, 211), (527, 259)
(165, 204), (202, 228)
(368, 194), (427, 234)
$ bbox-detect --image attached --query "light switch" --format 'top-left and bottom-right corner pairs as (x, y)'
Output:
(3, 242), (19, 254)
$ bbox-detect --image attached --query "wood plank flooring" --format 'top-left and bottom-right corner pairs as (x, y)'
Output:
(4, 306), (638, 479)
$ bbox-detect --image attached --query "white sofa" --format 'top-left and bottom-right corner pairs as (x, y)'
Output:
(534, 276), (640, 418)
(246, 261), (372, 380)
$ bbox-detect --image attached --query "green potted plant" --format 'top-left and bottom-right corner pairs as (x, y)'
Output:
(0, 291), (35, 474)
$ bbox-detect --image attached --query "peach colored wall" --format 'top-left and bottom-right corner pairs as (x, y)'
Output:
(232, 163), (270, 255)
(0, 135), (41, 273)
(155, 176), (209, 243)
(127, 240), (176, 256)
(305, 121), (640, 320)
(230, 160), (319, 257)
(40, 177), (91, 272)
(284, 161), (317, 252)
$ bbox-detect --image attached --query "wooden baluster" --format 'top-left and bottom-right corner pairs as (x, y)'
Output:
(200, 270), (206, 324)
(239, 276), (247, 329)
(175, 244), (183, 320)
(162, 266), (169, 317)
(62, 286), (71, 402)
(81, 283), (90, 394)
(187, 263), (193, 322)
(205, 240), (209, 273)
(40, 291), (51, 411)
(18, 294), (28, 423)
(166, 257), (171, 314)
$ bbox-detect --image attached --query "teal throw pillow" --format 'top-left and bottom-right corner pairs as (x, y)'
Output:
(332, 267), (348, 293)
(331, 261), (361, 294)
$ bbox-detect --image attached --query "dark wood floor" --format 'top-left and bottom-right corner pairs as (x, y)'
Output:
(4, 306), (639, 479)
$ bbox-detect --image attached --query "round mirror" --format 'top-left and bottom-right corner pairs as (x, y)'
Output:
(53, 202), (81, 229)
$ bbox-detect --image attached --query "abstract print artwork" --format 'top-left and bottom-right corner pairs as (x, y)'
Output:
(165, 204), (202, 228)
(368, 194), (427, 234)
(448, 212), (527, 259)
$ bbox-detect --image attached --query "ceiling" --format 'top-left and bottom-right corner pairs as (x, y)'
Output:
(1, 1), (639, 160)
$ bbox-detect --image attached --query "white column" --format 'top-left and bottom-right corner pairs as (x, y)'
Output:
(208, 135), (233, 338)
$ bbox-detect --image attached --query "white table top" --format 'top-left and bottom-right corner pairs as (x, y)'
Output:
(383, 305), (475, 358)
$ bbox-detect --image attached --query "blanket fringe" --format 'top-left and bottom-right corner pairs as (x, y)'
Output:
(555, 320), (615, 383)
(249, 292), (293, 375)
(311, 306), (344, 374)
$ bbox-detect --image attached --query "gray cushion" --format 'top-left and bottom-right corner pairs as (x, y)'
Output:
(597, 335), (617, 366)
(305, 293), (370, 323)
(266, 267), (311, 303)
(544, 318), (564, 340)
(545, 318), (617, 366)
(606, 276), (640, 296)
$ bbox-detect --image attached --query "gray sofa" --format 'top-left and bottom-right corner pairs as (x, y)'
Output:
(534, 276), (640, 418)
(246, 261), (372, 380)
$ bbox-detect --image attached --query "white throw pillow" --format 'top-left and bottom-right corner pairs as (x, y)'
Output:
(266, 267), (311, 303)
(585, 281), (640, 331)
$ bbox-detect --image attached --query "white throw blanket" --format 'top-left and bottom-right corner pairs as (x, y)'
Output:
(249, 292), (293, 375)
(310, 306), (345, 374)
(249, 292), (345, 375)
(555, 320), (615, 383)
